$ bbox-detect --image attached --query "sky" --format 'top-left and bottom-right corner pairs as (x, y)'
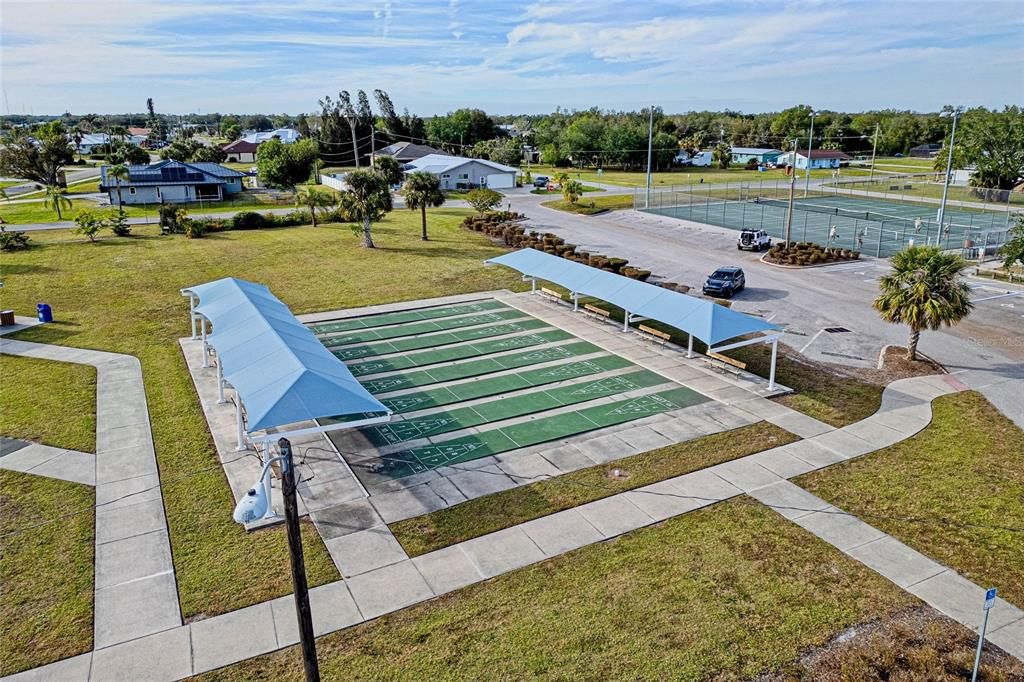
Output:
(2, 0), (1023, 116)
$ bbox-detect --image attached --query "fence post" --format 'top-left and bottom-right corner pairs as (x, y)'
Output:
(876, 222), (883, 257)
(802, 213), (808, 242)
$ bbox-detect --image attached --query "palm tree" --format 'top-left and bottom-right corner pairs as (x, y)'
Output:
(873, 246), (973, 360)
(107, 164), (129, 208)
(337, 170), (392, 248)
(44, 185), (73, 220)
(298, 187), (335, 228)
(403, 171), (445, 240)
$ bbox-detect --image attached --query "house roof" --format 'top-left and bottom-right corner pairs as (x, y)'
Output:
(731, 147), (782, 155)
(99, 159), (243, 188)
(241, 128), (301, 144)
(223, 139), (260, 153)
(77, 133), (110, 146)
(910, 143), (942, 150)
(376, 141), (445, 161)
(406, 154), (518, 175)
(793, 149), (852, 160)
(128, 127), (151, 137)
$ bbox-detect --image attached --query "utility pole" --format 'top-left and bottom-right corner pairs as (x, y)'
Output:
(645, 105), (654, 209)
(784, 139), (798, 246)
(279, 438), (320, 682)
(937, 107), (963, 229)
(868, 123), (879, 182)
(804, 111), (817, 197)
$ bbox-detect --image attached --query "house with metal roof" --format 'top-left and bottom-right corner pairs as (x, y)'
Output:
(405, 154), (518, 190)
(241, 128), (301, 145)
(373, 141), (446, 164)
(729, 147), (783, 164)
(99, 160), (245, 205)
(776, 149), (852, 170)
(222, 139), (260, 163)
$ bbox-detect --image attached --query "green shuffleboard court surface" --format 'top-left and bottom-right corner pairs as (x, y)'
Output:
(309, 299), (508, 335)
(359, 369), (671, 447)
(329, 319), (550, 360)
(359, 341), (600, 394)
(377, 355), (634, 414)
(345, 329), (573, 377)
(359, 387), (706, 478)
(319, 309), (525, 347)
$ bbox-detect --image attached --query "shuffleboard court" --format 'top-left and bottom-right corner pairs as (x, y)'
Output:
(361, 369), (671, 447)
(361, 387), (706, 478)
(319, 308), (526, 347)
(309, 299), (508, 334)
(329, 319), (550, 360)
(345, 329), (573, 377)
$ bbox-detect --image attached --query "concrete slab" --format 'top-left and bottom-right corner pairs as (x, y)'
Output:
(842, 419), (906, 449)
(707, 459), (781, 492)
(648, 418), (706, 444)
(95, 444), (157, 486)
(846, 535), (948, 588)
(95, 530), (174, 589)
(461, 526), (546, 578)
(495, 451), (562, 483)
(190, 602), (277, 674)
(744, 449), (817, 479)
(325, 526), (409, 578)
(0, 443), (68, 472)
(666, 468), (743, 504)
(521, 509), (604, 557)
(93, 571), (181, 649)
(413, 545), (485, 596)
(988, 616), (1024, 660)
(625, 480), (703, 521)
(615, 425), (674, 452)
(791, 505), (886, 552)
(95, 498), (167, 545)
(774, 439), (848, 469)
(749, 480), (832, 521)
(17, 449), (95, 486)
(311, 499), (382, 540)
(810, 428), (875, 459)
(95, 422), (151, 454)
(346, 560), (434, 620)
(2, 653), (92, 682)
(540, 443), (597, 472)
(766, 411), (834, 438)
(907, 571), (1023, 632)
(371, 486), (446, 523)
(446, 464), (517, 499)
(574, 434), (635, 465)
(271, 580), (363, 644)
(576, 494), (655, 538)
(95, 473), (162, 509)
(89, 626), (192, 682)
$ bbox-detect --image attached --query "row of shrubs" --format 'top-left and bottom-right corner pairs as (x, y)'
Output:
(461, 212), (652, 281)
(162, 207), (356, 238)
(764, 241), (860, 266)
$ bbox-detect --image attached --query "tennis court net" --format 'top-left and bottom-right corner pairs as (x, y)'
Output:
(753, 198), (925, 225)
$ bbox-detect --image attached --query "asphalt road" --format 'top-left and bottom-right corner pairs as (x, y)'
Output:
(507, 191), (1024, 428)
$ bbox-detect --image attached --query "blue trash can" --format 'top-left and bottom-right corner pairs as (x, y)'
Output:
(37, 303), (53, 323)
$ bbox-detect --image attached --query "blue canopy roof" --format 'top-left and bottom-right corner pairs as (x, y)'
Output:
(183, 278), (389, 432)
(487, 249), (779, 346)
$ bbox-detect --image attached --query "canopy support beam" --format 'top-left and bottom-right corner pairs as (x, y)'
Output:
(248, 414), (393, 445)
(708, 334), (781, 391)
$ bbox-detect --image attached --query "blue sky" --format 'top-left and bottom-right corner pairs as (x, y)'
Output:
(2, 0), (1022, 115)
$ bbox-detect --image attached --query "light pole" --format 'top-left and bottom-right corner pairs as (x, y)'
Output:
(804, 110), (818, 197)
(937, 106), (964, 229)
(784, 139), (798, 246)
(233, 438), (320, 682)
(645, 105), (654, 209)
(869, 123), (879, 183)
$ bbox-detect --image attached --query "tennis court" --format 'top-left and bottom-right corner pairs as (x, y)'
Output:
(640, 192), (1012, 258)
(310, 298), (708, 482)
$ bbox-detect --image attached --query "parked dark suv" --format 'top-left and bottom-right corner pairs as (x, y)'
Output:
(702, 267), (746, 298)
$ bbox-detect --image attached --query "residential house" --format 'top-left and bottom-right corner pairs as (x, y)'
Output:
(76, 133), (111, 155)
(372, 141), (445, 164)
(99, 160), (245, 205)
(729, 147), (782, 165)
(405, 154), (517, 190)
(775, 149), (851, 170)
(910, 143), (942, 158)
(222, 139), (260, 163)
(241, 128), (301, 145)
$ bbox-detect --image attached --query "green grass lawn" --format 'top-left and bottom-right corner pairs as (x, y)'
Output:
(541, 194), (636, 214)
(837, 178), (1023, 206)
(0, 470), (94, 676)
(0, 209), (524, 623)
(526, 164), (798, 187)
(0, 355), (96, 452)
(198, 497), (916, 681)
(391, 422), (797, 556)
(530, 184), (603, 195)
(800, 391), (1024, 605)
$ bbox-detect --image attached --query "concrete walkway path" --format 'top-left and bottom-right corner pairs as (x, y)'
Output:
(11, 368), (1021, 682)
(0, 439), (96, 485)
(0, 338), (181, 653)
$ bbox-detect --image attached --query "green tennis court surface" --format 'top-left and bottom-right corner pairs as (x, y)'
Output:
(641, 193), (1010, 258)
(309, 299), (507, 334)
(362, 369), (670, 447)
(346, 329), (573, 377)
(315, 297), (719, 481)
(361, 387), (706, 478)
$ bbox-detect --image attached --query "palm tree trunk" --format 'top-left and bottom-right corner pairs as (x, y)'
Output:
(362, 217), (375, 248)
(907, 327), (921, 361)
(311, 207), (317, 228)
(421, 204), (428, 240)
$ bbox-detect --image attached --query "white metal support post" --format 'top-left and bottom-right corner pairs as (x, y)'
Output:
(189, 295), (197, 339)
(804, 111), (817, 198)
(216, 357), (226, 404)
(687, 334), (694, 359)
(623, 311), (630, 332)
(200, 318), (209, 368)
(769, 338), (778, 390)
(234, 395), (246, 451)
(572, 292), (579, 312)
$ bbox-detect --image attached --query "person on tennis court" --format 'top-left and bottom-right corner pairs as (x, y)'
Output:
(828, 224), (839, 245)
(857, 229), (865, 250)
(914, 217), (923, 234)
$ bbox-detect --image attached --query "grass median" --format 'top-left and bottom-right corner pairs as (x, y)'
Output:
(799, 390), (1024, 606)
(391, 422), (797, 556)
(0, 208), (524, 622)
(0, 355), (97, 453)
(197, 497), (917, 681)
(541, 194), (636, 215)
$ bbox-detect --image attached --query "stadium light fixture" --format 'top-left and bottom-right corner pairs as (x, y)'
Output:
(937, 106), (964, 229)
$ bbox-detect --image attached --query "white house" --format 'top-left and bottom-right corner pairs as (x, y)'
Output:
(405, 154), (518, 190)
(99, 160), (246, 205)
(241, 128), (301, 145)
(76, 133), (111, 154)
(776, 149), (852, 170)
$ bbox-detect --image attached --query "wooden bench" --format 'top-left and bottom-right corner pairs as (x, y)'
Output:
(539, 287), (564, 302)
(637, 324), (671, 344)
(583, 303), (611, 318)
(707, 351), (747, 370)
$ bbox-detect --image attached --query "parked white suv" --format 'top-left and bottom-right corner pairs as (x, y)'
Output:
(737, 229), (772, 252)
